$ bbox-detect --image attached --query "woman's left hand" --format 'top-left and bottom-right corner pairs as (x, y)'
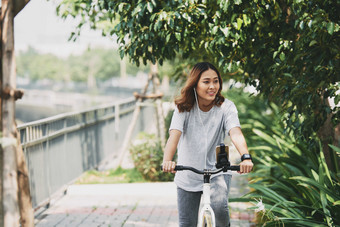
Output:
(239, 160), (253, 174)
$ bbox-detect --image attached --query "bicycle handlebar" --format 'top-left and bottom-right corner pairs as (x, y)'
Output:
(162, 165), (240, 174)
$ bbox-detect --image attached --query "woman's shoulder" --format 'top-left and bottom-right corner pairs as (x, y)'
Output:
(218, 99), (238, 116)
(174, 105), (191, 119)
(220, 98), (236, 109)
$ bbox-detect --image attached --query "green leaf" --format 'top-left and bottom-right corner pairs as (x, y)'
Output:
(236, 18), (243, 30)
(319, 161), (333, 226)
(175, 32), (181, 41)
(309, 40), (317, 47)
(327, 22), (334, 35)
(273, 51), (278, 59)
(166, 33), (172, 42)
(250, 184), (289, 204)
(220, 27), (229, 37)
(147, 2), (153, 13)
(290, 176), (339, 200)
(229, 197), (252, 203)
(118, 3), (124, 12)
(279, 52), (285, 61)
(242, 14), (251, 26)
(252, 129), (277, 146)
(329, 144), (340, 157)
(119, 49), (125, 59)
(212, 26), (219, 34)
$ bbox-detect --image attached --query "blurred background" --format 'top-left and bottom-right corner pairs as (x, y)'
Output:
(14, 0), (152, 123)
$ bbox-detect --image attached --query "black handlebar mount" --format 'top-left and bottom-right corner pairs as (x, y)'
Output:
(215, 143), (231, 171)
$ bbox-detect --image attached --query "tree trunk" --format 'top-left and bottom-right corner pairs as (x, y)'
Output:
(317, 99), (340, 172)
(16, 126), (34, 227)
(0, 2), (3, 226)
(1, 1), (33, 226)
(1, 1), (20, 226)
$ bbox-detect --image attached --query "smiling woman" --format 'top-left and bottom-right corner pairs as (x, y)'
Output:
(162, 62), (253, 226)
(195, 69), (221, 112)
(173, 62), (224, 113)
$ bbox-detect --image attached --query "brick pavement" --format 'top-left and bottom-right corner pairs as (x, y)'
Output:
(34, 176), (255, 227)
(35, 183), (178, 227)
(34, 145), (256, 226)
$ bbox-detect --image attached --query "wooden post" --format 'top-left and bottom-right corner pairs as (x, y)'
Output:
(116, 76), (151, 166)
(150, 63), (166, 148)
(117, 68), (165, 167)
(1, 1), (20, 226)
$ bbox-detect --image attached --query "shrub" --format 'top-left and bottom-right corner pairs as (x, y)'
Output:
(129, 132), (175, 182)
(225, 88), (340, 226)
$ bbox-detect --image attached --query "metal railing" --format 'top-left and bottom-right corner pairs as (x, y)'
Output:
(17, 97), (155, 208)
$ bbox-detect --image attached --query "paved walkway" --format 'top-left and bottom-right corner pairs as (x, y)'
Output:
(34, 144), (256, 226)
(34, 174), (255, 227)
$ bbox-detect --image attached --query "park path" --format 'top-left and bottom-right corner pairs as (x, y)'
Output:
(34, 145), (256, 226)
(34, 174), (255, 227)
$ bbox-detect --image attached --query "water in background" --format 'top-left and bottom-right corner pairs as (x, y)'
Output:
(16, 76), (147, 123)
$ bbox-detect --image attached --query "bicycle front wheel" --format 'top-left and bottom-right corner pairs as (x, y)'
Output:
(201, 211), (213, 227)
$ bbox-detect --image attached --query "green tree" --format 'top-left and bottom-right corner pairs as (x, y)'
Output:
(56, 0), (340, 170)
(17, 47), (148, 84)
(17, 46), (67, 81)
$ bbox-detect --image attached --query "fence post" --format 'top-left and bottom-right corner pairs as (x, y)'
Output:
(115, 103), (120, 140)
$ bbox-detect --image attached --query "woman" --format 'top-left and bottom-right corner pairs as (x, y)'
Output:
(162, 62), (253, 227)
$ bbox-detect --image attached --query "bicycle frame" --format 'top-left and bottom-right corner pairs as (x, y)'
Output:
(197, 172), (216, 226)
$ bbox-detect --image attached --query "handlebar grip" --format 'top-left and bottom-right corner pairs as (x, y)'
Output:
(229, 165), (240, 171)
(161, 165), (183, 171)
(174, 165), (183, 171)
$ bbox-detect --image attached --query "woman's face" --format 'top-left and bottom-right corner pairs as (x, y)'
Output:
(195, 69), (220, 107)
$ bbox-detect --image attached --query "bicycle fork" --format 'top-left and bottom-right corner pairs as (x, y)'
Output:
(197, 173), (216, 227)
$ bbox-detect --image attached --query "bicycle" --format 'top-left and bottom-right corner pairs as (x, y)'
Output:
(163, 143), (240, 227)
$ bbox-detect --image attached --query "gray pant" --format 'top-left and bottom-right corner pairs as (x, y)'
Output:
(177, 174), (232, 227)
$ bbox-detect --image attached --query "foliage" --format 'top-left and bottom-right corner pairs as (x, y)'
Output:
(16, 47), (67, 81)
(76, 166), (146, 184)
(225, 88), (340, 226)
(56, 0), (339, 156)
(248, 126), (340, 226)
(164, 109), (174, 140)
(16, 46), (147, 82)
(129, 133), (174, 182)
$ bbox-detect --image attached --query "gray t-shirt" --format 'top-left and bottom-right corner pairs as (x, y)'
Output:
(169, 99), (241, 192)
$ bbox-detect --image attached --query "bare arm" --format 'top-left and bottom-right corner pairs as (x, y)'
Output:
(229, 127), (253, 173)
(162, 129), (182, 173)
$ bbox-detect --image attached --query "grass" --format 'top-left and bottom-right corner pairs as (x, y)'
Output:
(76, 166), (147, 184)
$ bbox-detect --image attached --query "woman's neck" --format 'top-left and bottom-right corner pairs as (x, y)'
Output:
(198, 101), (214, 112)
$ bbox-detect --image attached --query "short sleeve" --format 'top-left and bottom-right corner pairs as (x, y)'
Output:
(223, 100), (241, 135)
(169, 106), (186, 132)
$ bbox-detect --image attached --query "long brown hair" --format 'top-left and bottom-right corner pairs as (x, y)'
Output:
(175, 62), (225, 112)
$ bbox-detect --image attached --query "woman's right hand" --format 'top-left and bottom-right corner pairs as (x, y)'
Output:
(162, 161), (177, 173)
